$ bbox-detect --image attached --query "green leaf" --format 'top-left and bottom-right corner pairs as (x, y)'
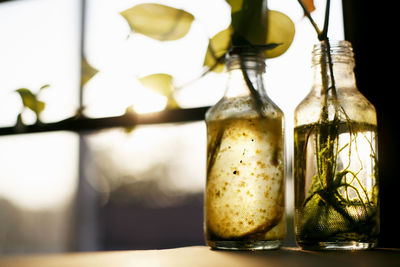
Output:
(264, 10), (295, 58)
(81, 57), (98, 87)
(39, 84), (50, 90)
(15, 88), (45, 117)
(226, 0), (243, 13)
(228, 0), (269, 45)
(120, 3), (194, 41)
(226, 0), (295, 58)
(139, 73), (174, 96)
(203, 26), (232, 73)
(166, 96), (180, 109)
(138, 73), (179, 109)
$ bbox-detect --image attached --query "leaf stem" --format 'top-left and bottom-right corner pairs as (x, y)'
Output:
(320, 0), (331, 40)
(297, 0), (322, 37)
(239, 56), (265, 118)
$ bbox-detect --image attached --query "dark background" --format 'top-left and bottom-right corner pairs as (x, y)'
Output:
(342, 0), (400, 248)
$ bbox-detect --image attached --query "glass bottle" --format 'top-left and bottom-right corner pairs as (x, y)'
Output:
(204, 47), (286, 250)
(293, 40), (379, 250)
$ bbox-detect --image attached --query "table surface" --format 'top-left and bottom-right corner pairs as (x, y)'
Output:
(1, 246), (400, 267)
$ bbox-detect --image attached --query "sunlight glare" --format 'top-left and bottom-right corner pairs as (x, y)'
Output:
(132, 86), (168, 114)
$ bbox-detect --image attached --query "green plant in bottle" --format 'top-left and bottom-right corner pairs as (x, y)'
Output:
(204, 0), (295, 250)
(293, 0), (379, 250)
(205, 47), (286, 251)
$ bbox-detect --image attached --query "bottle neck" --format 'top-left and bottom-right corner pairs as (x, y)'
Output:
(312, 61), (357, 89)
(224, 48), (267, 98)
(311, 40), (357, 92)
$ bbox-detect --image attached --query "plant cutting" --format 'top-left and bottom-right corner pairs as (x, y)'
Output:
(293, 0), (380, 250)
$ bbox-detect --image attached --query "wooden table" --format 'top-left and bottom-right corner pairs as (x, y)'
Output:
(1, 246), (400, 267)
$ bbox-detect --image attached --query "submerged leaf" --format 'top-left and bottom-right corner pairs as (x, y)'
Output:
(120, 3), (194, 41)
(264, 10), (295, 58)
(203, 26), (232, 73)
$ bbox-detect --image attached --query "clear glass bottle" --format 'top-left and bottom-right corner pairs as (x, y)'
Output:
(293, 40), (379, 250)
(204, 47), (286, 250)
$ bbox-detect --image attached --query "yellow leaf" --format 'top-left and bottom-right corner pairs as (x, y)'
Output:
(81, 57), (98, 87)
(139, 73), (180, 109)
(139, 73), (174, 96)
(15, 88), (45, 116)
(203, 27), (232, 73)
(226, 0), (243, 13)
(226, 0), (295, 58)
(120, 3), (194, 41)
(166, 97), (180, 109)
(264, 10), (295, 58)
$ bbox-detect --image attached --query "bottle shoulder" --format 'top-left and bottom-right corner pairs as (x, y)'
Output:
(294, 86), (377, 127)
(206, 95), (284, 122)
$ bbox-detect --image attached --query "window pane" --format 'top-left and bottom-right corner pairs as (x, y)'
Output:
(0, 0), (81, 127)
(0, 132), (79, 254)
(82, 122), (206, 249)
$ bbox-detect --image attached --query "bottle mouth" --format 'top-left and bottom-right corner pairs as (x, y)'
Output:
(312, 40), (355, 65)
(226, 47), (266, 71)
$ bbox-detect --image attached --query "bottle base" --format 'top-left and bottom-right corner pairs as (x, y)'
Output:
(297, 241), (377, 251)
(207, 240), (282, 251)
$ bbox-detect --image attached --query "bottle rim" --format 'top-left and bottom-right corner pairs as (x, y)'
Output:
(226, 47), (266, 72)
(312, 40), (355, 65)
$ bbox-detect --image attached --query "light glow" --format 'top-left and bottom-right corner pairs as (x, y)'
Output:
(0, 132), (79, 211)
(0, 0), (345, 230)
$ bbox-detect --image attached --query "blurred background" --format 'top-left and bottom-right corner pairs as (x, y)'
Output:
(0, 0), (397, 255)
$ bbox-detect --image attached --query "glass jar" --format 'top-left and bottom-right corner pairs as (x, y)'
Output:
(293, 40), (379, 250)
(204, 47), (286, 250)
